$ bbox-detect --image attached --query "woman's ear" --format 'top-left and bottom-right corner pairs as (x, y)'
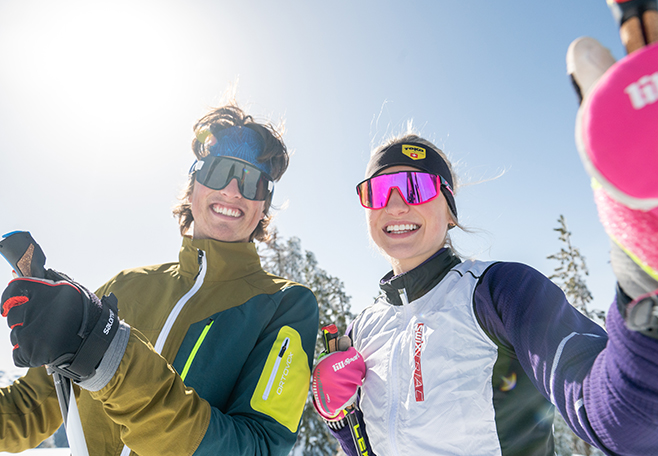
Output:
(446, 206), (457, 230)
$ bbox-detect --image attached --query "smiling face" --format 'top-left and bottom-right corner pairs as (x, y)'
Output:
(190, 178), (266, 243)
(366, 165), (455, 275)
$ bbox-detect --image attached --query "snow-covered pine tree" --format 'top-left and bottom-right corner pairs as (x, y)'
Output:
(547, 215), (605, 456)
(259, 229), (353, 456)
(547, 215), (605, 325)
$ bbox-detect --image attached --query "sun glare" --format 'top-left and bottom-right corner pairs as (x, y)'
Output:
(1, 1), (196, 159)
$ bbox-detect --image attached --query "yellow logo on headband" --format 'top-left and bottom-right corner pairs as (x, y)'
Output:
(402, 145), (426, 160)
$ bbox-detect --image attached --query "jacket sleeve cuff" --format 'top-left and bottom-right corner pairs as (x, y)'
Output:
(78, 320), (131, 392)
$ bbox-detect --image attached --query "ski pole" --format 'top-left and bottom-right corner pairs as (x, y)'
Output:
(321, 324), (371, 456)
(0, 231), (89, 456)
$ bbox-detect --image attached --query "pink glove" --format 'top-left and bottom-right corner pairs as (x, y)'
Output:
(570, 39), (658, 282)
(311, 347), (366, 421)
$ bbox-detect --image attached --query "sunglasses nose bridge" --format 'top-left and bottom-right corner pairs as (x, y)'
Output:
(385, 186), (409, 209)
(220, 176), (244, 197)
(227, 162), (248, 192)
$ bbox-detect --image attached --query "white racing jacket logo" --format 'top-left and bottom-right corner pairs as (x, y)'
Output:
(413, 322), (425, 401)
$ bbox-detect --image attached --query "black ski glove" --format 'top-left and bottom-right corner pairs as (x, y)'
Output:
(1, 271), (119, 382)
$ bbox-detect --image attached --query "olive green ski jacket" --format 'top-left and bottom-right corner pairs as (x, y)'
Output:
(0, 236), (319, 455)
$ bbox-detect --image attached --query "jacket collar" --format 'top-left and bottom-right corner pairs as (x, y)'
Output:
(379, 248), (461, 306)
(178, 236), (263, 282)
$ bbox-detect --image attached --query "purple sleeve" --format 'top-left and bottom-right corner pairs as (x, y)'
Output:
(330, 421), (359, 456)
(585, 301), (658, 454)
(474, 262), (658, 455)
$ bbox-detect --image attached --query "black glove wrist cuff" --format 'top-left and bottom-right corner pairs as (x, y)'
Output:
(78, 320), (131, 392)
(49, 294), (120, 381)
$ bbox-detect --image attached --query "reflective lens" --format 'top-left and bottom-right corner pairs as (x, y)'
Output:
(193, 156), (273, 201)
(356, 171), (453, 209)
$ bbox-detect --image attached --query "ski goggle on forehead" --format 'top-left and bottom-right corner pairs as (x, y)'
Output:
(191, 156), (274, 201)
(356, 171), (454, 209)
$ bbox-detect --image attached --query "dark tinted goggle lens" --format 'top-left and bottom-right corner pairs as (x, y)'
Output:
(356, 171), (446, 209)
(194, 156), (273, 201)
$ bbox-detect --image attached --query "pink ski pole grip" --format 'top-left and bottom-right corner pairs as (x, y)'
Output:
(311, 347), (366, 421)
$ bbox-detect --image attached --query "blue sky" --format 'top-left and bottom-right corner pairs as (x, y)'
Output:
(0, 0), (625, 373)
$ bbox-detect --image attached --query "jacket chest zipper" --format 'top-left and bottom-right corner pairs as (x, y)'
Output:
(388, 288), (410, 455)
(119, 250), (207, 456)
(153, 250), (207, 355)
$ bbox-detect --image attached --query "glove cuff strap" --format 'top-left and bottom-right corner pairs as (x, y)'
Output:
(78, 321), (131, 391)
(50, 294), (120, 381)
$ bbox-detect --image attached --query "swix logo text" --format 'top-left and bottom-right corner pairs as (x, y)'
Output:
(277, 352), (293, 395)
(103, 309), (115, 335)
(625, 71), (658, 109)
(413, 323), (425, 402)
(332, 353), (360, 372)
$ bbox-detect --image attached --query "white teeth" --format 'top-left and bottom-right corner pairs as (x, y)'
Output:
(212, 206), (241, 218)
(386, 224), (419, 234)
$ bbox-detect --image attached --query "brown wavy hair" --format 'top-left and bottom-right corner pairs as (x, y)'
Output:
(172, 102), (289, 242)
